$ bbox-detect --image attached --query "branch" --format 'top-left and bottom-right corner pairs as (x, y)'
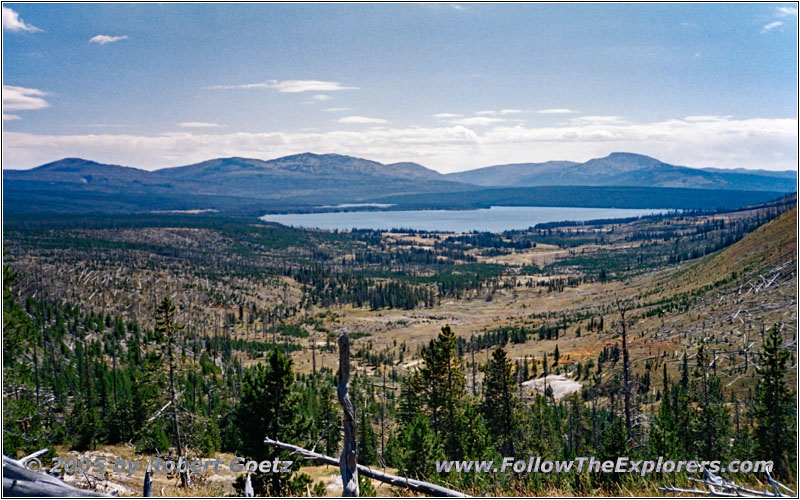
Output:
(263, 437), (468, 497)
(147, 401), (172, 423)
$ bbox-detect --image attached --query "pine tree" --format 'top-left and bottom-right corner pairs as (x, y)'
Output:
(358, 406), (379, 466)
(2, 264), (42, 456)
(752, 325), (796, 479)
(481, 347), (521, 456)
(236, 349), (308, 495)
(417, 325), (468, 459)
(690, 344), (729, 460)
(649, 376), (681, 457)
(394, 413), (445, 480)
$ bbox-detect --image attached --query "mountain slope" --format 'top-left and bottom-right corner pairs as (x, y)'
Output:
(445, 161), (579, 186)
(3, 154), (471, 213)
(446, 152), (796, 192)
(4, 152), (795, 214)
(154, 153), (462, 200)
(3, 158), (172, 186)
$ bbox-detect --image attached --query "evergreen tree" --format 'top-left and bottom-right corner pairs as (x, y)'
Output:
(393, 413), (445, 480)
(752, 325), (796, 479)
(358, 406), (379, 466)
(690, 344), (730, 460)
(236, 349), (308, 495)
(481, 347), (521, 456)
(2, 264), (43, 456)
(417, 325), (468, 459)
(649, 377), (681, 458)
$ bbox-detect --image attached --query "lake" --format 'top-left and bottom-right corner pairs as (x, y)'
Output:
(260, 206), (670, 233)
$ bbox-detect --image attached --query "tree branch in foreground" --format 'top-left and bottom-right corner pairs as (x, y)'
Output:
(263, 436), (468, 497)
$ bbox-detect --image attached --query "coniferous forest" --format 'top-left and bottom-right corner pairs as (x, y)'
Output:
(2, 197), (796, 496)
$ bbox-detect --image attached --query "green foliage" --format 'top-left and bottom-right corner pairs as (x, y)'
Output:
(481, 347), (522, 455)
(235, 349), (309, 495)
(752, 325), (796, 479)
(358, 475), (377, 497)
(690, 345), (730, 460)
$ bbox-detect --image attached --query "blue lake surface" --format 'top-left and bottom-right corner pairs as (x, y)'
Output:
(260, 206), (670, 233)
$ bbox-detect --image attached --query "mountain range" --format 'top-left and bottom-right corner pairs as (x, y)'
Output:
(445, 152), (797, 191)
(3, 152), (796, 214)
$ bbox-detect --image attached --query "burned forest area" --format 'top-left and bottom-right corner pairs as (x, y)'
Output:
(2, 197), (797, 497)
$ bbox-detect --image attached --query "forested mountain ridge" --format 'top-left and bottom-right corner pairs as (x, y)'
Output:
(3, 153), (474, 213)
(3, 152), (795, 214)
(445, 152), (797, 191)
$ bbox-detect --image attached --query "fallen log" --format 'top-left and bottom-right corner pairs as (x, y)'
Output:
(660, 468), (795, 497)
(3, 454), (110, 497)
(263, 437), (468, 497)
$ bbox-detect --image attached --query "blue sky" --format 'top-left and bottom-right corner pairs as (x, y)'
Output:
(3, 3), (797, 172)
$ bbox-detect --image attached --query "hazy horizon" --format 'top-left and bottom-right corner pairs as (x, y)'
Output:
(2, 150), (799, 174)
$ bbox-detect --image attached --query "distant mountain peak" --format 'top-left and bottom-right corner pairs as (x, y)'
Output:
(605, 152), (658, 160)
(445, 152), (796, 192)
(36, 158), (106, 169)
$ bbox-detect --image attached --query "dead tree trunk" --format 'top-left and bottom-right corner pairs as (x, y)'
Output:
(263, 438), (468, 497)
(338, 329), (359, 496)
(616, 298), (632, 443)
(143, 470), (152, 497)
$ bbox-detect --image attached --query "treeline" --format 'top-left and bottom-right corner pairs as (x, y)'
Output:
(3, 258), (796, 495)
(292, 264), (503, 310)
(1, 267), (332, 495)
(382, 325), (796, 494)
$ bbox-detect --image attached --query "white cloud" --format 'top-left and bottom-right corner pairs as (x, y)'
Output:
(323, 107), (351, 112)
(311, 94), (332, 102)
(178, 122), (222, 128)
(433, 113), (462, 119)
(207, 79), (358, 93)
(776, 6), (797, 16)
(3, 114), (22, 121)
(274, 80), (358, 93)
(537, 108), (578, 115)
(205, 82), (272, 90)
(762, 21), (783, 33)
(2, 7), (41, 32)
(448, 116), (510, 126)
(451, 4), (466, 11)
(89, 34), (129, 45)
(3, 85), (50, 111)
(3, 116), (796, 174)
(569, 115), (628, 125)
(338, 116), (389, 125)
(475, 109), (523, 116)
(683, 115), (733, 122)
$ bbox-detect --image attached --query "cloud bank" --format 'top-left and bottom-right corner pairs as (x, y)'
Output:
(3, 116), (796, 173)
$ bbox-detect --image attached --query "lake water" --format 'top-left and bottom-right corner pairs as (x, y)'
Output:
(260, 206), (669, 233)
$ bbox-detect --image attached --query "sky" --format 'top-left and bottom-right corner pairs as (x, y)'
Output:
(2, 3), (798, 172)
